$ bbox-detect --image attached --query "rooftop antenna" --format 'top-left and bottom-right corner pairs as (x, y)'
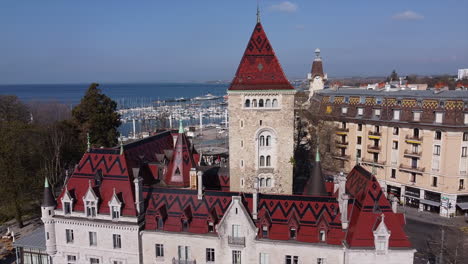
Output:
(257, 0), (261, 23)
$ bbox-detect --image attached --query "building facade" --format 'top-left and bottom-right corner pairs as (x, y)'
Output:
(39, 16), (415, 264)
(312, 88), (468, 217)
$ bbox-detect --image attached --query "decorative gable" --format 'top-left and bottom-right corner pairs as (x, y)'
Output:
(373, 214), (391, 254)
(82, 181), (99, 217)
(61, 187), (74, 215)
(108, 188), (122, 220)
(216, 196), (257, 239)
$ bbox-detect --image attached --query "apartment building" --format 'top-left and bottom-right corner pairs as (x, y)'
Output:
(312, 88), (468, 217)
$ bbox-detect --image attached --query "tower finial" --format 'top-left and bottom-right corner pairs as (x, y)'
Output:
(119, 136), (124, 155)
(87, 132), (91, 152)
(315, 48), (321, 59)
(257, 0), (261, 23)
(178, 120), (184, 134)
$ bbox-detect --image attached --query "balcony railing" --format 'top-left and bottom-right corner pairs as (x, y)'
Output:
(336, 127), (349, 132)
(367, 145), (381, 153)
(335, 141), (349, 147)
(361, 158), (386, 167)
(368, 131), (381, 137)
(403, 150), (422, 158)
(172, 258), (196, 264)
(405, 135), (423, 143)
(333, 154), (350, 160)
(399, 164), (425, 174)
(228, 236), (245, 246)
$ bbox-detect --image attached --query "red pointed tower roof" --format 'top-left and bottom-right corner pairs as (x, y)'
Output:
(228, 22), (294, 91)
(164, 122), (197, 187)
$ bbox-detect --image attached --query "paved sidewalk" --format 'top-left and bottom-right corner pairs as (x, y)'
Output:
(397, 205), (467, 227)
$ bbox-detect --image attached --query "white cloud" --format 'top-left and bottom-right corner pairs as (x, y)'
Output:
(392, 10), (424, 20)
(269, 1), (298, 13)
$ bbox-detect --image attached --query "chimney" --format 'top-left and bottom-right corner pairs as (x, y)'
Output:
(391, 196), (398, 213)
(337, 172), (349, 229)
(252, 178), (259, 220)
(190, 168), (197, 190)
(132, 168), (143, 215)
(196, 171), (203, 200)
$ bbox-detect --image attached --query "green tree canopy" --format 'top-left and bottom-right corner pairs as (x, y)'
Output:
(72, 83), (121, 148)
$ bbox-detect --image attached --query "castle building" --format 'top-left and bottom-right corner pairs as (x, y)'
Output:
(39, 15), (415, 264)
(310, 74), (468, 217)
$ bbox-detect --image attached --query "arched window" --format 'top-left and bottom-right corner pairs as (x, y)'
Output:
(260, 156), (265, 167)
(259, 178), (265, 187)
(265, 99), (271, 107)
(272, 99), (278, 107)
(266, 136), (271, 146)
(252, 99), (257, 107)
(266, 178), (271, 187)
(266, 156), (271, 166)
(259, 99), (264, 107)
(245, 99), (250, 107)
(260, 136), (265, 146)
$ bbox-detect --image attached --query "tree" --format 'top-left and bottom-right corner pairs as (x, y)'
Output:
(72, 83), (121, 147)
(0, 96), (42, 227)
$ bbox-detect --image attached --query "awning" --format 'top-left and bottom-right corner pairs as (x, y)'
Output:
(457, 202), (468, 210)
(405, 140), (421, 144)
(369, 135), (381, 140)
(420, 199), (440, 207)
(403, 194), (420, 200)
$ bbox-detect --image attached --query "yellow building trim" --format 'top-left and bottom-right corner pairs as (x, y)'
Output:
(336, 131), (348, 135)
(369, 135), (381, 140)
(406, 140), (421, 144)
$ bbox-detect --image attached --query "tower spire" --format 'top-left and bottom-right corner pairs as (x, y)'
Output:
(257, 0), (260, 23)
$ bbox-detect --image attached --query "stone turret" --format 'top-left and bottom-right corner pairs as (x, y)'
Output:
(41, 177), (57, 256)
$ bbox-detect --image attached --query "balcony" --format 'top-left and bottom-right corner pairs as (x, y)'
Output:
(228, 236), (245, 246)
(361, 158), (386, 167)
(172, 259), (196, 264)
(367, 145), (381, 153)
(335, 141), (349, 148)
(336, 127), (349, 135)
(333, 154), (350, 160)
(368, 131), (381, 138)
(405, 135), (423, 144)
(403, 150), (422, 158)
(399, 164), (425, 174)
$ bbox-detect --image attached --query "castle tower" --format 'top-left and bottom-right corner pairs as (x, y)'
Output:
(308, 48), (327, 98)
(41, 177), (57, 256)
(228, 16), (296, 194)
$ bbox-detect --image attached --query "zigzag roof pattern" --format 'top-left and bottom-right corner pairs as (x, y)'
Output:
(229, 22), (294, 91)
(345, 166), (411, 248)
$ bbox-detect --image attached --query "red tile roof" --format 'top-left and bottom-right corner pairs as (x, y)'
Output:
(345, 166), (411, 248)
(164, 132), (198, 187)
(228, 22), (294, 91)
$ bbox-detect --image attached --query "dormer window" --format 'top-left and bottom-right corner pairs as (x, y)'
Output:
(208, 222), (214, 232)
(108, 188), (122, 220)
(83, 180), (99, 217)
(111, 206), (120, 219)
(262, 225), (268, 238)
(182, 219), (189, 232)
(61, 188), (74, 215)
(86, 201), (97, 217)
(64, 202), (71, 215)
(373, 214), (391, 254)
(157, 217), (164, 229)
(319, 230), (326, 242)
(289, 227), (296, 240)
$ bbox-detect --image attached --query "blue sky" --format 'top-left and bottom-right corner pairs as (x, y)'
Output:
(1, 0), (467, 84)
